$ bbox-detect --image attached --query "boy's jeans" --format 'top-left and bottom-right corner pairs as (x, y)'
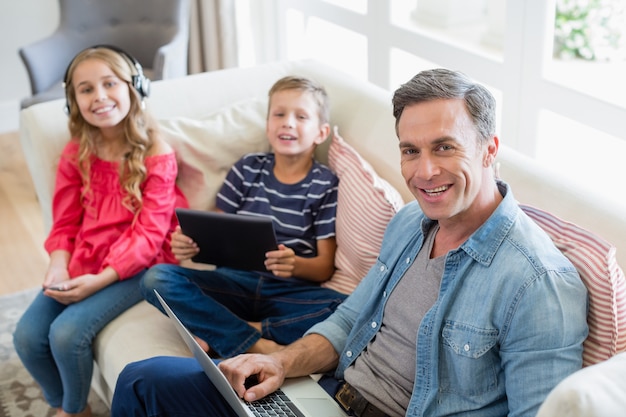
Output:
(141, 264), (347, 358)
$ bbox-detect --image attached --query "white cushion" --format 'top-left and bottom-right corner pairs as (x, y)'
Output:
(159, 97), (271, 211)
(322, 128), (405, 294)
(536, 351), (626, 417)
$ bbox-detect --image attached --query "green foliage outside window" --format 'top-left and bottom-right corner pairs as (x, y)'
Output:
(554, 0), (625, 61)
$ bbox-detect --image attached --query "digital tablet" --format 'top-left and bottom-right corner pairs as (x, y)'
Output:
(175, 208), (278, 271)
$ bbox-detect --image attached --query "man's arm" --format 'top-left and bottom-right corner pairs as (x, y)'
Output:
(219, 333), (339, 402)
(502, 270), (588, 417)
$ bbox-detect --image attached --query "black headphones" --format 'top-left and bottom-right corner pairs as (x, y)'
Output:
(63, 45), (151, 114)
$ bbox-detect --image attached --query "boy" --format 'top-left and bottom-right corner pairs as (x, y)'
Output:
(140, 76), (347, 358)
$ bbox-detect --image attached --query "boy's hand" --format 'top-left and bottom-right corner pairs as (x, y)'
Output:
(264, 244), (295, 277)
(171, 226), (199, 261)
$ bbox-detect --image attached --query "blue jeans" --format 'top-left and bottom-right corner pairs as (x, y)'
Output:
(12, 273), (143, 414)
(141, 265), (347, 357)
(111, 356), (340, 417)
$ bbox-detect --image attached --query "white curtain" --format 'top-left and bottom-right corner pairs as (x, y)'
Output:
(189, 0), (239, 74)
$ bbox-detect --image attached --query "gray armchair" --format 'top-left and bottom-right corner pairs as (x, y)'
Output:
(19, 0), (191, 109)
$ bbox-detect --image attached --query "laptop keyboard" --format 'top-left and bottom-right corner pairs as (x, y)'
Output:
(246, 389), (305, 417)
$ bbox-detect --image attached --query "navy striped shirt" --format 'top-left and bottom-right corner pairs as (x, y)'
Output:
(216, 153), (338, 258)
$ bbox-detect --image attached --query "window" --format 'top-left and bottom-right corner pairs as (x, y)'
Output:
(235, 0), (626, 210)
(284, 10), (369, 82)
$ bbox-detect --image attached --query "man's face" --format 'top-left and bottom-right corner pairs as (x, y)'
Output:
(398, 98), (497, 225)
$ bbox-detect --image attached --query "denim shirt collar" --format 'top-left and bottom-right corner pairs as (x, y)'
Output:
(419, 180), (517, 266)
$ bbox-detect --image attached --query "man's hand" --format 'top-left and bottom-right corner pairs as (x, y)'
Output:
(219, 334), (339, 402)
(171, 226), (199, 261)
(219, 353), (286, 402)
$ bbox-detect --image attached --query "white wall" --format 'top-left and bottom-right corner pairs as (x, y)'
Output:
(0, 0), (59, 133)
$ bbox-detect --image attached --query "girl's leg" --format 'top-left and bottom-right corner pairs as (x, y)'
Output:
(13, 291), (67, 408)
(111, 356), (239, 417)
(141, 265), (264, 358)
(49, 273), (143, 413)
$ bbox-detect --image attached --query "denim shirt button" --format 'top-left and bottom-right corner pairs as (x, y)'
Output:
(405, 257), (411, 264)
(346, 351), (353, 358)
(379, 265), (385, 272)
(371, 322), (377, 328)
(464, 343), (470, 352)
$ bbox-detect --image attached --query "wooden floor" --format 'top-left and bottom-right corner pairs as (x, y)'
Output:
(0, 130), (48, 296)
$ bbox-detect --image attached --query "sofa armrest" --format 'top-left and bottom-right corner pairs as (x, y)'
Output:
(19, 99), (70, 233)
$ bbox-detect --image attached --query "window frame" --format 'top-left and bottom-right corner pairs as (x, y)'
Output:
(239, 0), (626, 200)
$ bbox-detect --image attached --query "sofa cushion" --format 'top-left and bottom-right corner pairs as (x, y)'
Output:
(159, 97), (271, 211)
(535, 351), (626, 417)
(93, 301), (193, 404)
(521, 204), (626, 366)
(322, 128), (405, 294)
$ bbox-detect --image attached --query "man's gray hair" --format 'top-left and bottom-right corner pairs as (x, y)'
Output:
(392, 68), (496, 142)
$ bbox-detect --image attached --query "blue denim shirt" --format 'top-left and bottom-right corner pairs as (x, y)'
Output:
(306, 181), (588, 417)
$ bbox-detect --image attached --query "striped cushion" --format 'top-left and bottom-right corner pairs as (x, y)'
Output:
(322, 130), (405, 294)
(521, 204), (626, 366)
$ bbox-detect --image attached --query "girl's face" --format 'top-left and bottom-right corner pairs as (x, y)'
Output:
(71, 58), (132, 130)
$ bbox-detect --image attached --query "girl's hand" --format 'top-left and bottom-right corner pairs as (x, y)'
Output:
(44, 267), (119, 305)
(43, 274), (98, 304)
(171, 225), (199, 261)
(264, 244), (295, 278)
(43, 251), (71, 289)
(43, 267), (70, 289)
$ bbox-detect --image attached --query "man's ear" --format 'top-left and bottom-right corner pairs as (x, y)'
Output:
(315, 123), (331, 145)
(483, 135), (499, 167)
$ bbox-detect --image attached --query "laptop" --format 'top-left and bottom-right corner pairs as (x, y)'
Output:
(154, 289), (348, 417)
(175, 208), (278, 271)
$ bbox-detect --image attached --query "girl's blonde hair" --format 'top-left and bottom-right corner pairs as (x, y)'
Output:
(64, 47), (158, 214)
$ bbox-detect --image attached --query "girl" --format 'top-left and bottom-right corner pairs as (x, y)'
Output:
(13, 46), (187, 417)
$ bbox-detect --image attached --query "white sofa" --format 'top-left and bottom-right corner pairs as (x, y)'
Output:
(19, 59), (626, 414)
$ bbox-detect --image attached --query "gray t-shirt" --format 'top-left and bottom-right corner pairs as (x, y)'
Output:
(344, 224), (444, 417)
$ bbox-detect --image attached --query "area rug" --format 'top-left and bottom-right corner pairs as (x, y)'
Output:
(0, 288), (110, 417)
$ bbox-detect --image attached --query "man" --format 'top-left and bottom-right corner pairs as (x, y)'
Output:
(111, 68), (588, 417)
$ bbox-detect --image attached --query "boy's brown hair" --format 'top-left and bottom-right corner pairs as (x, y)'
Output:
(267, 76), (330, 125)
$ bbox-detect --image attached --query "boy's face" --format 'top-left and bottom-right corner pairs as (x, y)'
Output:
(266, 89), (329, 156)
